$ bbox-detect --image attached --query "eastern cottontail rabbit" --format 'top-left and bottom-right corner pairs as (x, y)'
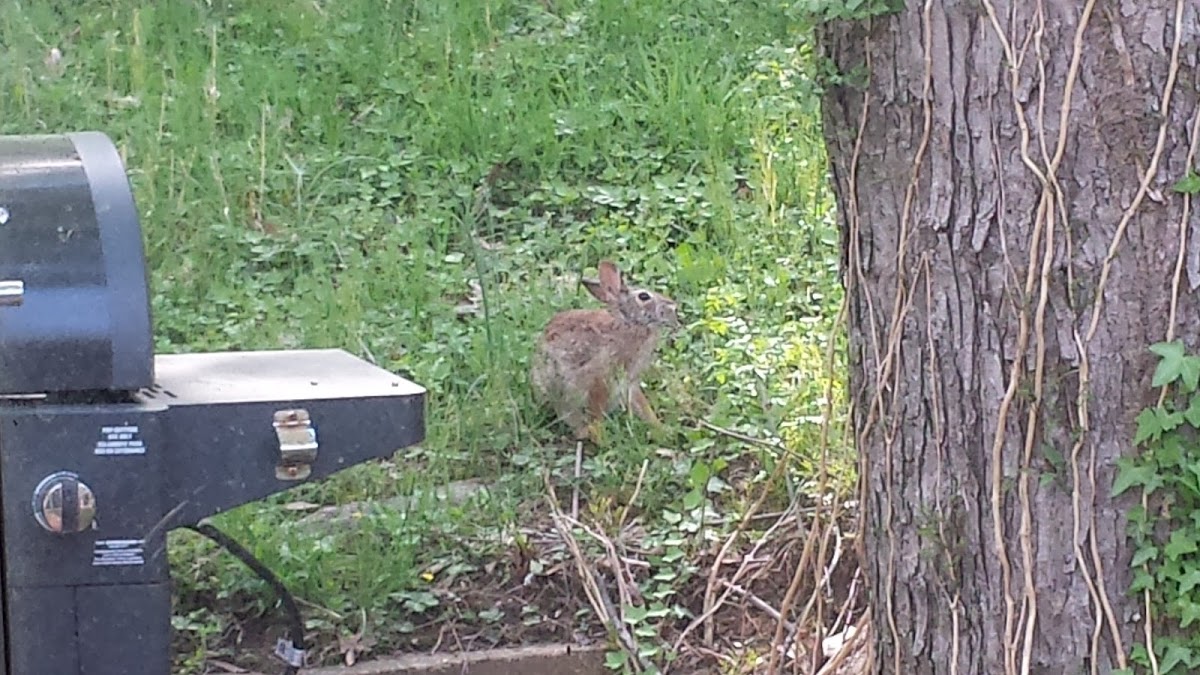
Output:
(530, 260), (680, 442)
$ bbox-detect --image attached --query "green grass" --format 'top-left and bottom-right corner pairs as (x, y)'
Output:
(1, 0), (848, 670)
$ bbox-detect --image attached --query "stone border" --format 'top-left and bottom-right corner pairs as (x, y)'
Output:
(304, 643), (608, 675)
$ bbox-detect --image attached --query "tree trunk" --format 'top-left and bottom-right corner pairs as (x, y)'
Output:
(817, 1), (1200, 673)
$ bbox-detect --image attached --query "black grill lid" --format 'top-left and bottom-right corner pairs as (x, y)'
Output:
(0, 132), (154, 395)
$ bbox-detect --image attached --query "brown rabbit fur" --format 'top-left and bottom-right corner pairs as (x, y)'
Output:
(530, 260), (680, 442)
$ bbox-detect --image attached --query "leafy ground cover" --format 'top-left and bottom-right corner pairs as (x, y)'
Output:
(1, 1), (855, 672)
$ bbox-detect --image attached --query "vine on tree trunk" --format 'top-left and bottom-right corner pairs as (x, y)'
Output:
(1117, 342), (1200, 675)
(1114, 158), (1200, 675)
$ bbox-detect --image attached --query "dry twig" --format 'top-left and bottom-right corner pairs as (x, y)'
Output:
(695, 419), (787, 452)
(673, 504), (799, 659)
(544, 472), (645, 672)
(572, 440), (583, 521)
(718, 578), (796, 634)
(618, 459), (650, 531)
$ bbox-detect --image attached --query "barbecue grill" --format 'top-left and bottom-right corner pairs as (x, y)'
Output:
(0, 131), (426, 674)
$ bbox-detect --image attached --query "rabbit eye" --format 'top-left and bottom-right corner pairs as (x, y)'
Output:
(637, 291), (652, 302)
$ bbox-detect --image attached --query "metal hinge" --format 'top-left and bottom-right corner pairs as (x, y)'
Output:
(273, 409), (318, 481)
(0, 280), (24, 307)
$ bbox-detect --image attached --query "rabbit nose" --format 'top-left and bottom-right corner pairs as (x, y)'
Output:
(667, 305), (681, 325)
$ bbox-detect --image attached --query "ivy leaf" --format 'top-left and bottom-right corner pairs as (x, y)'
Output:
(1159, 643), (1193, 674)
(1130, 642), (1150, 666)
(1157, 407), (1186, 434)
(1134, 408), (1164, 445)
(1174, 170), (1200, 195)
(1186, 394), (1200, 429)
(1184, 356), (1200, 393)
(623, 604), (649, 625)
(1127, 505), (1151, 537)
(1165, 530), (1199, 560)
(1131, 545), (1159, 567)
(1179, 569), (1200, 594)
(604, 649), (629, 670)
(1113, 458), (1157, 496)
(1163, 558), (1185, 583)
(1160, 434), (1186, 467)
(1130, 568), (1155, 593)
(689, 461), (711, 490)
(1042, 443), (1065, 471)
(1151, 341), (1188, 387)
(1145, 470), (1166, 495)
(1182, 602), (1200, 629)
(1188, 462), (1200, 498)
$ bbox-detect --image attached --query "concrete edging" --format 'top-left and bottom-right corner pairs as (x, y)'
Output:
(303, 643), (609, 675)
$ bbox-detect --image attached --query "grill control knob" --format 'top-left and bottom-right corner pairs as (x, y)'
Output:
(32, 472), (97, 534)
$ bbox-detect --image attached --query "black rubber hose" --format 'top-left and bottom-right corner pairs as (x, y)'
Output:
(186, 522), (307, 675)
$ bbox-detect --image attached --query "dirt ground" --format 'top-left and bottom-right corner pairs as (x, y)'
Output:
(175, 485), (866, 675)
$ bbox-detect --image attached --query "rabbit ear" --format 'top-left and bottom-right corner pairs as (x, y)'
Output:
(581, 277), (610, 303)
(583, 261), (624, 304)
(598, 260), (623, 292)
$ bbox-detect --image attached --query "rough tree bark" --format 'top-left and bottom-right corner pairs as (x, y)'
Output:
(817, 1), (1199, 673)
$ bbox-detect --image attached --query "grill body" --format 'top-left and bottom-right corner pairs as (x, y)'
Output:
(0, 132), (426, 675)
